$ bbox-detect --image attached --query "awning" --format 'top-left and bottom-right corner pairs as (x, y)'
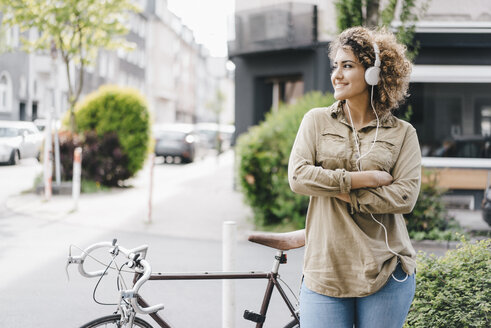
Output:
(411, 65), (491, 83)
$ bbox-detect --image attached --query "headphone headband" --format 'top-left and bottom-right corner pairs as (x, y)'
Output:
(372, 42), (380, 67)
(365, 42), (381, 85)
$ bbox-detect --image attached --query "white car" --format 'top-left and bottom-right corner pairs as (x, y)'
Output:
(0, 120), (44, 165)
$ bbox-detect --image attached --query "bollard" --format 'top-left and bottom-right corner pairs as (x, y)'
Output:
(43, 112), (53, 200)
(222, 221), (236, 328)
(72, 147), (82, 209)
(148, 153), (155, 224)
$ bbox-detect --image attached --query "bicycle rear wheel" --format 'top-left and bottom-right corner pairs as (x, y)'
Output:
(80, 314), (153, 328)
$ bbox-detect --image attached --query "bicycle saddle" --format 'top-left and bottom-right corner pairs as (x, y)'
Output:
(248, 229), (305, 251)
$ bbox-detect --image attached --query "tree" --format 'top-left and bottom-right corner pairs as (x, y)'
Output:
(206, 89), (226, 153)
(0, 0), (140, 131)
(334, 0), (431, 59)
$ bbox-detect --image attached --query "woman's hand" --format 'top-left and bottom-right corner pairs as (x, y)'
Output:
(350, 170), (393, 189)
(335, 171), (393, 203)
(371, 170), (393, 187)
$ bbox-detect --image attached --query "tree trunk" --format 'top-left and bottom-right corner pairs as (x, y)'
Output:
(366, 0), (381, 27)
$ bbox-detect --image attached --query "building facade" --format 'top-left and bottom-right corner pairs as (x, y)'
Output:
(0, 0), (234, 127)
(0, 21), (66, 122)
(229, 0), (491, 207)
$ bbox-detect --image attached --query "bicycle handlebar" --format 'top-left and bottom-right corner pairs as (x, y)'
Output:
(124, 259), (166, 314)
(68, 240), (165, 314)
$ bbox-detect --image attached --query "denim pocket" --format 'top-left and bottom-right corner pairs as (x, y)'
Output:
(391, 263), (410, 282)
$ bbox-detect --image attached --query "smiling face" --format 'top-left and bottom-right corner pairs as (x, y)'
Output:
(330, 47), (369, 102)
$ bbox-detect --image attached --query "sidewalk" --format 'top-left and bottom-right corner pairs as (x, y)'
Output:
(5, 150), (255, 242)
(5, 150), (489, 254)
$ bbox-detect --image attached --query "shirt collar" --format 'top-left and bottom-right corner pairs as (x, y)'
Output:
(329, 101), (397, 128)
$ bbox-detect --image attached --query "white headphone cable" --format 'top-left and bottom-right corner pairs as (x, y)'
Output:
(345, 86), (408, 283)
(345, 89), (380, 170)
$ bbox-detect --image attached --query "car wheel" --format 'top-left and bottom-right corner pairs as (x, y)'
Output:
(9, 149), (20, 165)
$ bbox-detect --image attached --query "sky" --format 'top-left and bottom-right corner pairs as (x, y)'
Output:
(167, 0), (234, 57)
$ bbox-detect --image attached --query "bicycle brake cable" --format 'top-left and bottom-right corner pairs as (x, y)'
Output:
(117, 262), (131, 305)
(92, 254), (119, 306)
(278, 276), (299, 304)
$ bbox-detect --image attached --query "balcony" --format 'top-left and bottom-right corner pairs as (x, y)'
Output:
(228, 2), (318, 57)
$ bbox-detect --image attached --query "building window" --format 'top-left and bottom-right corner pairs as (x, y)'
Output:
(0, 73), (13, 112)
(5, 25), (19, 48)
(99, 52), (108, 78)
(266, 75), (304, 112)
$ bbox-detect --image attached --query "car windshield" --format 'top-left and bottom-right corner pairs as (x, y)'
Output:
(0, 127), (19, 138)
(155, 130), (187, 141)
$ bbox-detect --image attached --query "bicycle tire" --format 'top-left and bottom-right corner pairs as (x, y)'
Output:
(283, 318), (300, 328)
(80, 314), (154, 328)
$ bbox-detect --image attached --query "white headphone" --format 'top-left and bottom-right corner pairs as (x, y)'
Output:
(364, 42), (381, 86)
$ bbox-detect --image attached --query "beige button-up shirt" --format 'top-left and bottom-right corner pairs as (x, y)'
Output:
(288, 101), (421, 297)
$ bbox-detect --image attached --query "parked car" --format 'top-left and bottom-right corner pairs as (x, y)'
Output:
(431, 135), (491, 158)
(0, 120), (44, 165)
(153, 123), (205, 163)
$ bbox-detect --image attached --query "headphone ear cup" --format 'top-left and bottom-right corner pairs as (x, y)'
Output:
(365, 66), (380, 86)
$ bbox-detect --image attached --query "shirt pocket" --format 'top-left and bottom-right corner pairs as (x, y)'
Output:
(316, 131), (347, 170)
(362, 139), (397, 171)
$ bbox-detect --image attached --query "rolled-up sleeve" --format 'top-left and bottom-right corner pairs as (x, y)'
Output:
(288, 111), (352, 197)
(349, 127), (421, 214)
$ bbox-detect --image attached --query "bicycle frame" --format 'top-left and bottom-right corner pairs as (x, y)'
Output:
(134, 250), (299, 328)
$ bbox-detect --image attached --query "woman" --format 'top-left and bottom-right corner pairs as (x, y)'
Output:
(288, 26), (421, 327)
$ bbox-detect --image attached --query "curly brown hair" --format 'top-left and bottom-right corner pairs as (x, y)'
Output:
(328, 26), (412, 117)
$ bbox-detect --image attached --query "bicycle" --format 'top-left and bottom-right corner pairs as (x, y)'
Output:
(66, 230), (305, 328)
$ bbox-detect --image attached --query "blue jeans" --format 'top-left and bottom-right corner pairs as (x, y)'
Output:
(300, 264), (415, 328)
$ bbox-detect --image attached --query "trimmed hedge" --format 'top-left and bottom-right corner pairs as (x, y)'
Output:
(74, 85), (150, 177)
(405, 238), (491, 327)
(405, 170), (463, 241)
(236, 92), (336, 228)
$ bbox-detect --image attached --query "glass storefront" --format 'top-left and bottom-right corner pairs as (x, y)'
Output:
(402, 83), (491, 159)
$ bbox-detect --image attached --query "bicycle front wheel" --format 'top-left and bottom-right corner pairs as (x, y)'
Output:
(80, 314), (154, 328)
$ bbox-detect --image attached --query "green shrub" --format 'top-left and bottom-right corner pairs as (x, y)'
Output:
(405, 238), (491, 328)
(74, 85), (150, 177)
(236, 92), (336, 228)
(404, 169), (464, 241)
